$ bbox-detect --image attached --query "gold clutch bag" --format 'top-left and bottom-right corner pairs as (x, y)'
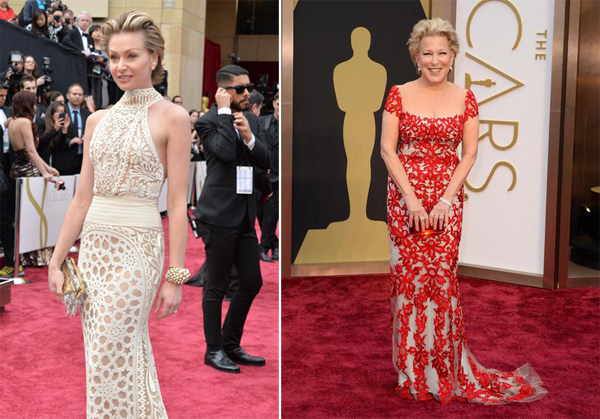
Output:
(61, 257), (85, 317)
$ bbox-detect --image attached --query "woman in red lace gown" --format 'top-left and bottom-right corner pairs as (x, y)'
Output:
(380, 18), (547, 405)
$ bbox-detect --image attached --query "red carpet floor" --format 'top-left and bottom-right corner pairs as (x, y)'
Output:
(282, 274), (600, 419)
(0, 215), (279, 419)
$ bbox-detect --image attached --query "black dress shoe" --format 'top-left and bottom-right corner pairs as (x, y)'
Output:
(271, 248), (279, 260)
(259, 251), (273, 263)
(225, 347), (266, 366)
(204, 349), (240, 374)
(185, 264), (206, 287)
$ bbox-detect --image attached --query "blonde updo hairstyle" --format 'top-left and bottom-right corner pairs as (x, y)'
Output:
(407, 18), (460, 74)
(101, 11), (165, 84)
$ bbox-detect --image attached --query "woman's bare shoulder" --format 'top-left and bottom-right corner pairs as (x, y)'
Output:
(12, 117), (31, 127)
(87, 109), (109, 125)
(154, 99), (189, 124)
(447, 82), (468, 96)
(396, 80), (418, 94)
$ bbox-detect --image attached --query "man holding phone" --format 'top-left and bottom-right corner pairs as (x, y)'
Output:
(193, 65), (270, 373)
(53, 83), (89, 175)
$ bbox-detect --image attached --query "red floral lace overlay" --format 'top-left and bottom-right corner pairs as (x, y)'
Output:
(385, 85), (546, 404)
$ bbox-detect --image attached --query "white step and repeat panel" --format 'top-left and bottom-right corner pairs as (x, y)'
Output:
(455, 0), (554, 275)
(18, 162), (208, 253)
(18, 176), (76, 254)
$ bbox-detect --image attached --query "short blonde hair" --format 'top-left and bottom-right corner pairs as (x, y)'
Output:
(407, 18), (460, 70)
(102, 11), (165, 84)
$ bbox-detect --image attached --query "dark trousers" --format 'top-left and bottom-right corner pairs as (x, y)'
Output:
(259, 181), (279, 252)
(199, 219), (263, 351)
(0, 153), (15, 266)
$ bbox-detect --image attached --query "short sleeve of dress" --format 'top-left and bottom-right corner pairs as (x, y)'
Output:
(384, 85), (403, 118)
(464, 89), (479, 121)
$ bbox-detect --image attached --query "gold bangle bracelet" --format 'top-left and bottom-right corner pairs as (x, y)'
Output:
(165, 266), (190, 285)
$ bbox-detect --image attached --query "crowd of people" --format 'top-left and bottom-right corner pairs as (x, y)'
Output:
(0, 2), (280, 284)
(1, 1), (116, 109)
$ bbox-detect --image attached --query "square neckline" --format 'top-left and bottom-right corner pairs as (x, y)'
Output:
(389, 85), (473, 123)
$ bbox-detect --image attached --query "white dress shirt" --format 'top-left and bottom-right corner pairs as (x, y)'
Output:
(78, 26), (89, 52)
(217, 107), (255, 150)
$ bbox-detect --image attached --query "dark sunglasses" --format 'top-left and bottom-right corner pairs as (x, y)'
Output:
(223, 83), (254, 94)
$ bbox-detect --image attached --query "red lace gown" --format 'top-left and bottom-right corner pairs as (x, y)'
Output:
(384, 85), (547, 404)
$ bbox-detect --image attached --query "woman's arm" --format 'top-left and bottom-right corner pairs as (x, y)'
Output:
(48, 110), (105, 297)
(428, 112), (479, 229)
(165, 107), (191, 269)
(154, 104), (190, 319)
(380, 111), (429, 230)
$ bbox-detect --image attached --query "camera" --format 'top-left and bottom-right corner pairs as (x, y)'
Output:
(41, 57), (54, 90)
(7, 52), (22, 75)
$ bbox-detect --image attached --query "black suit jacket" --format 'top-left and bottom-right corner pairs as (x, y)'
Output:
(193, 104), (270, 228)
(62, 28), (92, 53)
(34, 105), (46, 125)
(53, 105), (91, 175)
(1, 105), (13, 178)
(258, 114), (279, 182)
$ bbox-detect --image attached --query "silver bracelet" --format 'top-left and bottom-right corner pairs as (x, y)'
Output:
(438, 197), (452, 207)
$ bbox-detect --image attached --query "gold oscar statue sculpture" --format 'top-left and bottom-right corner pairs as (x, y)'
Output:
(201, 96), (210, 113)
(296, 27), (389, 264)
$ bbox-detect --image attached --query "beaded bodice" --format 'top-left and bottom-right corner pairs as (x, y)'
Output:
(90, 88), (165, 199)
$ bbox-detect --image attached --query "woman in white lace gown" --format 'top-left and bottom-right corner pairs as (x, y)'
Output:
(48, 11), (191, 418)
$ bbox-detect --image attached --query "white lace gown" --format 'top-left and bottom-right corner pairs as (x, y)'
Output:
(78, 88), (168, 418)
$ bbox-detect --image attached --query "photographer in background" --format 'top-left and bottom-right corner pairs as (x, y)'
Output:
(21, 0), (62, 26)
(0, 0), (17, 23)
(48, 6), (67, 42)
(38, 99), (68, 164)
(62, 8), (73, 31)
(0, 52), (23, 106)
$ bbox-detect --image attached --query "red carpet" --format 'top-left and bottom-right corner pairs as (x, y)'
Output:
(282, 274), (600, 419)
(0, 215), (279, 419)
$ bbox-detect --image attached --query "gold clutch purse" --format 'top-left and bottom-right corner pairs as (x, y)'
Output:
(61, 257), (85, 317)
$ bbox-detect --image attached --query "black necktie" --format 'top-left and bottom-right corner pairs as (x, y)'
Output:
(72, 109), (79, 131)
(73, 110), (82, 154)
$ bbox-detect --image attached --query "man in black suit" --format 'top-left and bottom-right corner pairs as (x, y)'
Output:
(53, 83), (90, 175)
(0, 83), (21, 278)
(258, 92), (280, 261)
(193, 65), (270, 374)
(61, 11), (92, 58)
